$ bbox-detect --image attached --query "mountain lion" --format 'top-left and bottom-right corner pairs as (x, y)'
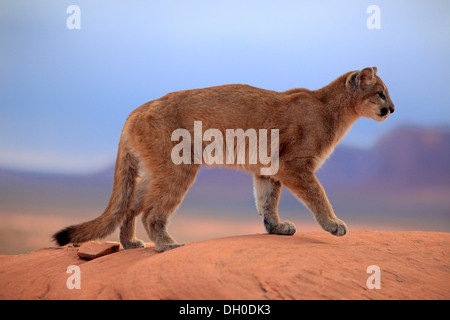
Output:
(54, 67), (394, 252)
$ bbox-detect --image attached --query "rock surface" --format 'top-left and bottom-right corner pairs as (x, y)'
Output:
(77, 241), (120, 260)
(0, 231), (449, 300)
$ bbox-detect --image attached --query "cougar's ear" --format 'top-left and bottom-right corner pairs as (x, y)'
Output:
(358, 67), (376, 87)
(346, 67), (376, 90)
(345, 71), (360, 90)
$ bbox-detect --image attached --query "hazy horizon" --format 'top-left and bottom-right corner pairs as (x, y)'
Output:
(1, 124), (449, 254)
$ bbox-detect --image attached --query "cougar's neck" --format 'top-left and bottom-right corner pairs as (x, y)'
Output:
(313, 75), (359, 146)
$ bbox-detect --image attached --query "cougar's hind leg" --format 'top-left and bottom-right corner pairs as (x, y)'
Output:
(119, 175), (150, 249)
(253, 174), (296, 235)
(120, 212), (145, 249)
(141, 164), (199, 252)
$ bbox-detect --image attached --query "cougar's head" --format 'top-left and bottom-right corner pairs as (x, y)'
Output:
(346, 67), (395, 122)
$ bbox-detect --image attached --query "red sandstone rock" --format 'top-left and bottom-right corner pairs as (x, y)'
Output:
(0, 231), (448, 300)
(77, 241), (120, 260)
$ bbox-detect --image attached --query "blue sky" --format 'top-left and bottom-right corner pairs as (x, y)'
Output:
(0, 0), (449, 173)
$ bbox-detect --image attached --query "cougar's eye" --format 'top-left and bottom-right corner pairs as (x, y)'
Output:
(377, 91), (386, 100)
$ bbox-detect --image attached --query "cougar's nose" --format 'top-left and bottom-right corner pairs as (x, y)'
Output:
(389, 106), (395, 114)
(380, 107), (388, 117)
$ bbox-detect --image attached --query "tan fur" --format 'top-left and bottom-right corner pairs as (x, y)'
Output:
(53, 67), (394, 252)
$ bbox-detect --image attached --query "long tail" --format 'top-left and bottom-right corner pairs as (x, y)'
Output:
(52, 138), (138, 246)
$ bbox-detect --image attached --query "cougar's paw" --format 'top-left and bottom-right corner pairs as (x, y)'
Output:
(319, 217), (348, 236)
(121, 239), (146, 250)
(266, 220), (296, 235)
(277, 220), (297, 235)
(156, 243), (185, 253)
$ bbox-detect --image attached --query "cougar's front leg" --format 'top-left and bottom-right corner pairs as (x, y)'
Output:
(281, 171), (347, 236)
(253, 174), (296, 235)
